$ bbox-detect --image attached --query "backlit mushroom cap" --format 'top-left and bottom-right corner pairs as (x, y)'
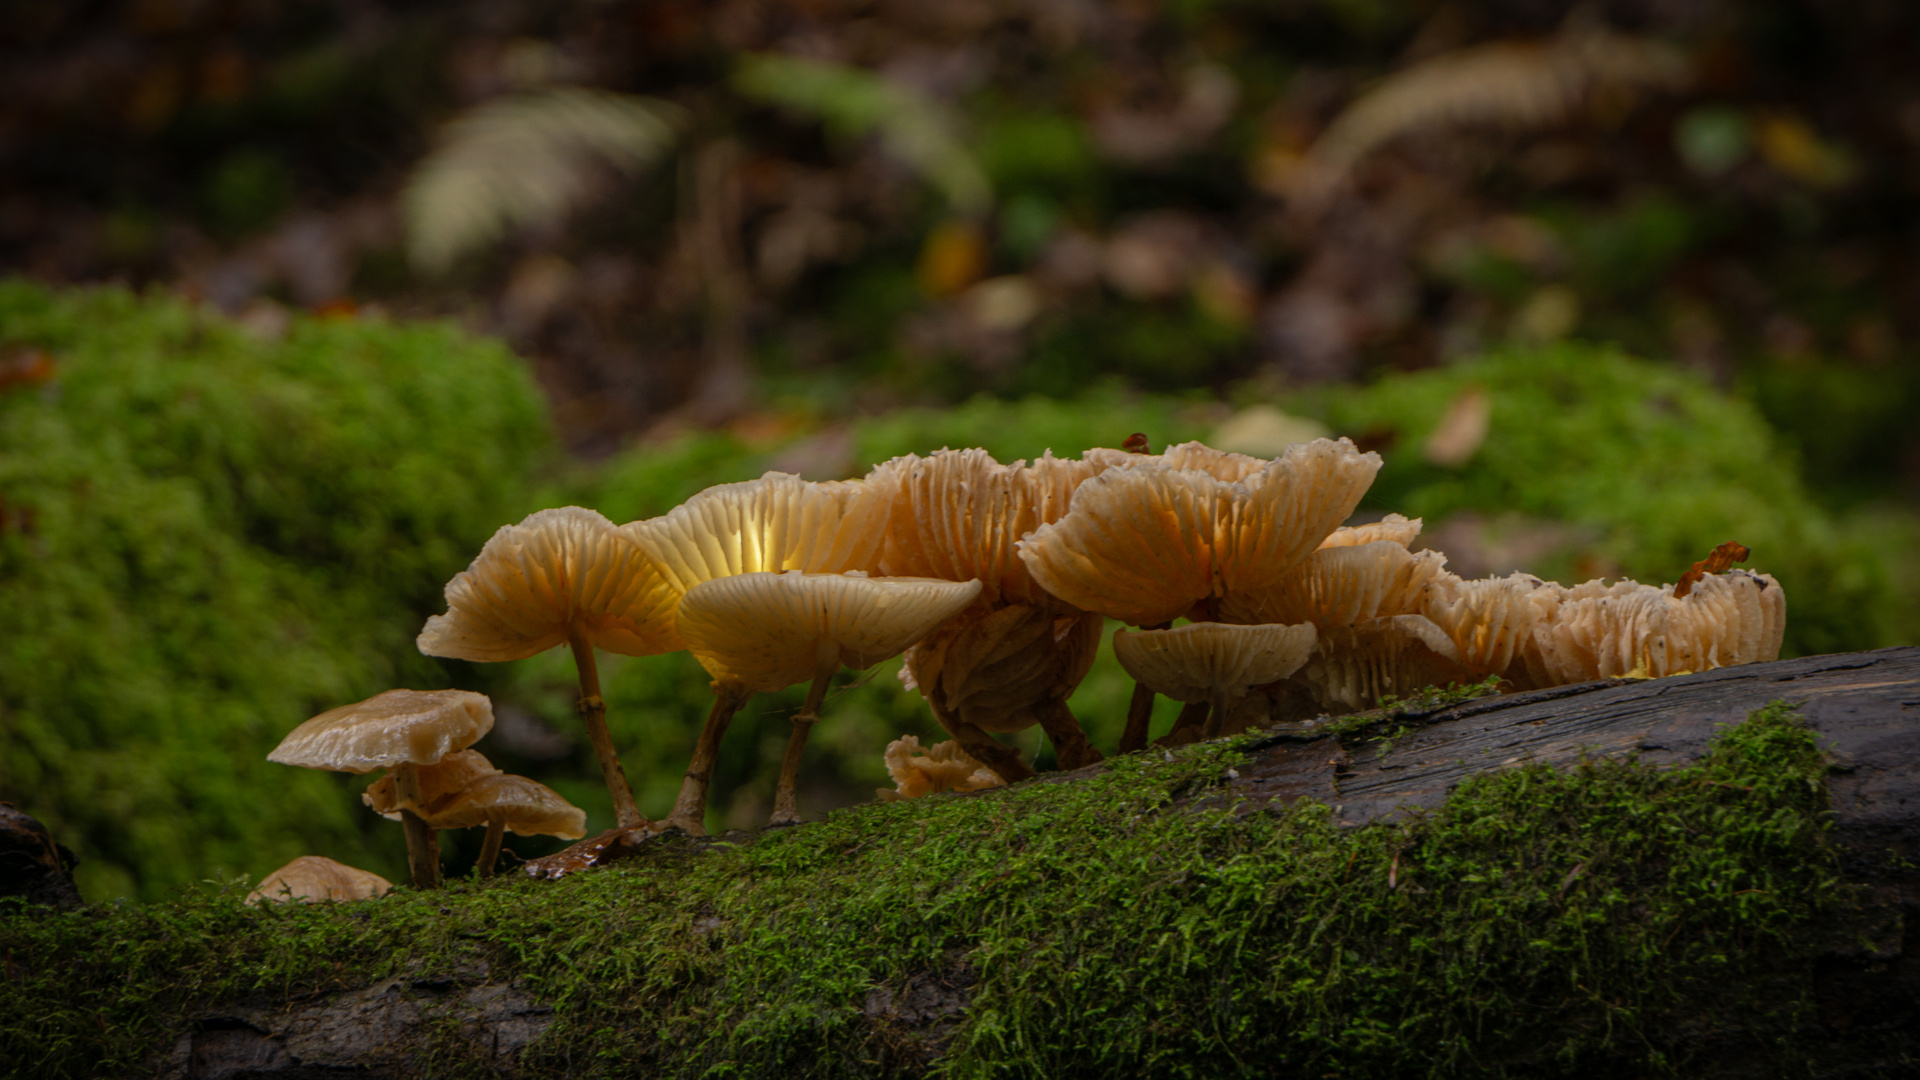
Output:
(246, 855), (393, 904)
(1018, 438), (1382, 626)
(879, 735), (1005, 800)
(1294, 614), (1469, 713)
(363, 748), (502, 820)
(1525, 569), (1785, 685)
(1317, 513), (1423, 550)
(416, 773), (587, 839)
(1219, 539), (1446, 629)
(904, 604), (1104, 733)
(1112, 622), (1319, 703)
(1422, 571), (1552, 679)
(268, 689), (493, 774)
(868, 449), (1109, 607)
(674, 571), (982, 692)
(418, 507), (681, 662)
(622, 472), (889, 596)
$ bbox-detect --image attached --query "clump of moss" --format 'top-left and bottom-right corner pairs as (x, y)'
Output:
(0, 280), (551, 899)
(0, 702), (1844, 1078)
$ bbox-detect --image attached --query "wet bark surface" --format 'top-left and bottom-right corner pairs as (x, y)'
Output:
(100, 648), (1920, 1076)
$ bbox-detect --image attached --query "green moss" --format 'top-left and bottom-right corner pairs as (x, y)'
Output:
(0, 280), (552, 899)
(0, 702), (1845, 1078)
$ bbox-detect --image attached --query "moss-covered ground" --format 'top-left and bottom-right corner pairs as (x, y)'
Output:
(0, 702), (1848, 1078)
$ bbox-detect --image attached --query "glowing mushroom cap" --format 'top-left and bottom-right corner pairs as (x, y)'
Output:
(1018, 438), (1382, 626)
(622, 472), (889, 596)
(674, 571), (983, 692)
(904, 604), (1104, 733)
(1112, 621), (1319, 704)
(417, 506), (681, 662)
(416, 773), (587, 839)
(363, 748), (502, 820)
(246, 855), (393, 904)
(868, 449), (1109, 607)
(880, 735), (1005, 800)
(1317, 513), (1423, 550)
(1219, 539), (1445, 629)
(268, 689), (493, 775)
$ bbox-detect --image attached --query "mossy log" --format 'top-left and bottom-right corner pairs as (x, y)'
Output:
(4, 649), (1918, 1079)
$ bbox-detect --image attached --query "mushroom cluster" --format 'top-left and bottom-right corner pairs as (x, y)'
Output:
(261, 432), (1788, 886)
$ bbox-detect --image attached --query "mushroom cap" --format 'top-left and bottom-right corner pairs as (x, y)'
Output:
(1294, 614), (1470, 713)
(1317, 513), (1423, 550)
(880, 735), (1005, 800)
(675, 571), (983, 692)
(867, 448), (1108, 607)
(1112, 621), (1319, 703)
(904, 604), (1104, 733)
(1018, 438), (1382, 626)
(363, 748), (502, 819)
(416, 772), (587, 838)
(1422, 571), (1552, 678)
(268, 689), (494, 774)
(622, 472), (889, 596)
(417, 506), (681, 662)
(246, 855), (393, 904)
(1219, 539), (1446, 629)
(1525, 569), (1785, 685)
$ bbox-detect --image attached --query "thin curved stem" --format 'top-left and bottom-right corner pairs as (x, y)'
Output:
(391, 763), (440, 889)
(477, 819), (506, 878)
(1120, 681), (1157, 755)
(569, 628), (645, 830)
(770, 667), (835, 827)
(663, 684), (749, 836)
(1038, 699), (1103, 769)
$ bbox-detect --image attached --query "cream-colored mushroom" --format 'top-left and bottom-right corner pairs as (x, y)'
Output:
(1421, 571), (1552, 682)
(877, 735), (1005, 801)
(268, 689), (493, 888)
(1316, 513), (1423, 550)
(1524, 568), (1785, 685)
(1292, 614), (1469, 713)
(624, 473), (894, 833)
(246, 855), (393, 904)
(418, 772), (587, 877)
(1113, 621), (1319, 742)
(362, 748), (501, 820)
(1219, 539), (1446, 630)
(672, 570), (981, 829)
(417, 507), (679, 829)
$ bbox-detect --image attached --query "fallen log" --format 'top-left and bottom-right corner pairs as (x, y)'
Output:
(2, 648), (1916, 1079)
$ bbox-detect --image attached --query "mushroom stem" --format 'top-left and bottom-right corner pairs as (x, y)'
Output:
(661, 684), (750, 836)
(1118, 622), (1172, 755)
(391, 764), (441, 889)
(1037, 699), (1103, 769)
(477, 819), (506, 878)
(930, 698), (1035, 784)
(1203, 689), (1231, 740)
(1167, 699), (1212, 743)
(770, 666), (835, 827)
(568, 628), (646, 830)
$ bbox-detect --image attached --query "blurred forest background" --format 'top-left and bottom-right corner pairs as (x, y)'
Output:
(3, 0), (1919, 900)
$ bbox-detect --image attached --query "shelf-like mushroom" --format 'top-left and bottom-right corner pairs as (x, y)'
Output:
(1421, 571), (1553, 683)
(246, 855), (393, 904)
(267, 689), (493, 888)
(1293, 614), (1468, 713)
(624, 473), (895, 834)
(674, 570), (981, 827)
(417, 772), (587, 877)
(417, 507), (679, 830)
(1524, 568), (1785, 685)
(876, 735), (1004, 801)
(1112, 621), (1319, 742)
(1219, 539), (1446, 630)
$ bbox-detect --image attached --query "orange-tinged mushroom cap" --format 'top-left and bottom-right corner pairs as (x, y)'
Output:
(246, 855), (393, 904)
(622, 472), (889, 595)
(1219, 539), (1445, 629)
(675, 571), (982, 692)
(363, 748), (502, 819)
(903, 603), (1104, 734)
(268, 689), (493, 774)
(417, 506), (681, 662)
(417, 773), (587, 839)
(1112, 621), (1319, 703)
(1019, 438), (1382, 626)
(1422, 571), (1551, 678)
(1317, 513), (1423, 550)
(880, 735), (1005, 800)
(1526, 569), (1784, 685)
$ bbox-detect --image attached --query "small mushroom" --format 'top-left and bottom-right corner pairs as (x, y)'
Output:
(1315, 513), (1423, 550)
(1112, 621), (1319, 742)
(1421, 571), (1552, 683)
(417, 773), (587, 877)
(417, 507), (680, 830)
(1218, 539), (1446, 630)
(268, 688), (493, 888)
(1524, 568), (1784, 685)
(1292, 614), (1469, 713)
(624, 473), (895, 834)
(362, 749), (501, 819)
(673, 570), (982, 828)
(246, 855), (393, 904)
(877, 735), (1005, 801)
